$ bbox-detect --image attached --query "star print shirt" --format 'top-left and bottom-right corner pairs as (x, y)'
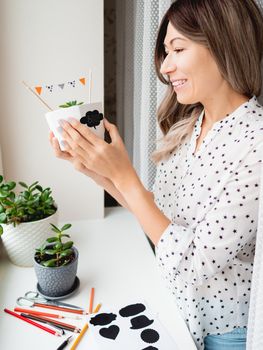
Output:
(154, 96), (263, 350)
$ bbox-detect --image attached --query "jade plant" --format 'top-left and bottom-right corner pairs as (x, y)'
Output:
(59, 100), (84, 108)
(0, 175), (56, 235)
(35, 223), (75, 267)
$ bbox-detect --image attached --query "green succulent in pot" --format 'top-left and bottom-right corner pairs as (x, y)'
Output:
(0, 175), (57, 236)
(35, 223), (75, 267)
(34, 223), (79, 298)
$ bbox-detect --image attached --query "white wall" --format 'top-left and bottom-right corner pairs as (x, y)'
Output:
(0, 0), (104, 221)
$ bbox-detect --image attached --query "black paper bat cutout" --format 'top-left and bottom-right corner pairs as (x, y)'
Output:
(80, 109), (103, 129)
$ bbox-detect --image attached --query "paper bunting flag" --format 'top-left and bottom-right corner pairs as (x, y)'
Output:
(33, 75), (88, 94)
(79, 77), (86, 85)
(35, 86), (42, 95)
(46, 85), (54, 92)
(68, 80), (76, 88)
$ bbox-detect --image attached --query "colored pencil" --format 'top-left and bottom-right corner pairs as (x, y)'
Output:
(4, 308), (61, 336)
(21, 313), (81, 333)
(70, 323), (89, 350)
(93, 303), (102, 313)
(33, 303), (87, 314)
(14, 307), (82, 320)
(89, 287), (95, 313)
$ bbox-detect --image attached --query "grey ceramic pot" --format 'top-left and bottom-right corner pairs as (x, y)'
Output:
(34, 247), (78, 297)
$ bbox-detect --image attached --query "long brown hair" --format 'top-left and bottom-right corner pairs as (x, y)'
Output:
(152, 0), (263, 163)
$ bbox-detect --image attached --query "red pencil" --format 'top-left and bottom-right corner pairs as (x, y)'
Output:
(89, 287), (95, 313)
(33, 303), (86, 315)
(14, 307), (82, 320)
(4, 308), (61, 336)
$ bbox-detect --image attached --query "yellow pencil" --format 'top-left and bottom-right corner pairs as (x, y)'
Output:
(70, 323), (89, 350)
(93, 303), (102, 313)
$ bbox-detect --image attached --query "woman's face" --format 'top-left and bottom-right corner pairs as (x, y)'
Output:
(161, 22), (225, 105)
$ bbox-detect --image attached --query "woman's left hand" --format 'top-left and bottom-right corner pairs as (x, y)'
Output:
(61, 118), (139, 191)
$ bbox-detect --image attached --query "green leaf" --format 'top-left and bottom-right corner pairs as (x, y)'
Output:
(0, 190), (9, 198)
(0, 213), (7, 223)
(0, 175), (3, 183)
(44, 249), (57, 255)
(55, 242), (63, 250)
(0, 205), (4, 213)
(60, 248), (73, 257)
(50, 223), (60, 233)
(61, 223), (71, 231)
(63, 241), (73, 249)
(7, 181), (16, 190)
(46, 237), (58, 243)
(35, 185), (43, 192)
(60, 234), (70, 238)
(42, 259), (57, 267)
(0, 225), (3, 235)
(18, 181), (28, 189)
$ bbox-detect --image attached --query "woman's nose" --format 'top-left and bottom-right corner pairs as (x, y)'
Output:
(160, 53), (176, 75)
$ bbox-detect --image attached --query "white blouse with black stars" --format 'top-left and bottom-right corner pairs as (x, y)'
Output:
(154, 96), (263, 350)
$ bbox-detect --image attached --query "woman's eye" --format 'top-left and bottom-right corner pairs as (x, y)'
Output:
(174, 49), (184, 53)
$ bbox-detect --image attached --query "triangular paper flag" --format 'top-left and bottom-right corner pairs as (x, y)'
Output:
(35, 86), (42, 95)
(58, 84), (65, 90)
(79, 77), (86, 85)
(46, 85), (54, 92)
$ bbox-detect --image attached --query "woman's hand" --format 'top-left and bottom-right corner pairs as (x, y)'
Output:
(49, 131), (130, 208)
(60, 118), (140, 192)
(49, 131), (109, 187)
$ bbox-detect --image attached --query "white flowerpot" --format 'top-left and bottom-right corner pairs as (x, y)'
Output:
(45, 102), (104, 150)
(0, 211), (58, 267)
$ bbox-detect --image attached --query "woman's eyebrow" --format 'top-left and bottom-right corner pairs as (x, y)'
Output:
(164, 37), (187, 47)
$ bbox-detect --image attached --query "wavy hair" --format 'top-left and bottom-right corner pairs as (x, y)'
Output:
(152, 0), (263, 163)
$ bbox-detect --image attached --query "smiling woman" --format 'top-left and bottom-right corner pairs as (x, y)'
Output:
(49, 1), (263, 349)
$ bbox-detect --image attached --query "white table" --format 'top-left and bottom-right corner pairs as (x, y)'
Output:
(0, 207), (196, 350)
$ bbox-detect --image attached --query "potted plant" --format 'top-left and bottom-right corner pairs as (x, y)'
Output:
(34, 223), (78, 298)
(0, 175), (58, 267)
(45, 101), (104, 150)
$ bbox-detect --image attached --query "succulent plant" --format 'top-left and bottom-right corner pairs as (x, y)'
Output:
(0, 175), (56, 235)
(59, 100), (84, 108)
(35, 223), (75, 267)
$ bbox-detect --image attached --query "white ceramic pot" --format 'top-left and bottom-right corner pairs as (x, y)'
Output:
(45, 102), (104, 150)
(0, 211), (58, 267)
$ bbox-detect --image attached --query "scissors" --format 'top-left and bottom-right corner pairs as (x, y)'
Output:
(16, 291), (83, 311)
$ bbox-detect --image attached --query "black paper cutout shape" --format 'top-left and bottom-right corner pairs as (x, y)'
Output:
(141, 329), (160, 344)
(130, 315), (154, 329)
(141, 347), (158, 350)
(90, 313), (117, 326)
(80, 110), (103, 129)
(99, 325), (120, 340)
(119, 303), (146, 317)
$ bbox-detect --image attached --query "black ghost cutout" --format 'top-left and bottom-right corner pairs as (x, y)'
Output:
(90, 313), (117, 326)
(141, 347), (158, 350)
(99, 325), (120, 340)
(141, 329), (160, 344)
(130, 315), (154, 329)
(119, 303), (146, 317)
(80, 110), (103, 129)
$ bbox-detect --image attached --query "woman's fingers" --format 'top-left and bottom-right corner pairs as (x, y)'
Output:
(103, 118), (122, 143)
(49, 131), (72, 160)
(67, 119), (104, 146)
